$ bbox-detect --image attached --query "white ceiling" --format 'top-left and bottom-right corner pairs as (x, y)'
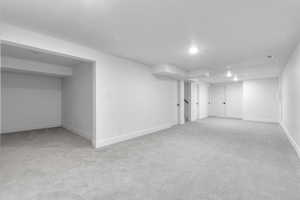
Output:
(1, 0), (300, 75)
(1, 44), (83, 67)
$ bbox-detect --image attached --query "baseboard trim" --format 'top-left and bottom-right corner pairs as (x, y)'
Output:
(96, 123), (175, 148)
(280, 122), (300, 160)
(62, 124), (92, 141)
(1, 125), (61, 134)
(243, 117), (278, 123)
(207, 116), (278, 123)
(198, 116), (208, 120)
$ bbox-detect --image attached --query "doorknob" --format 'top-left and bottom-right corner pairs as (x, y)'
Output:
(223, 102), (226, 104)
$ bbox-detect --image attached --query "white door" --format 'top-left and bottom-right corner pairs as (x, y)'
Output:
(190, 82), (198, 121)
(225, 83), (243, 118)
(198, 82), (209, 119)
(208, 86), (214, 116)
(196, 84), (200, 119)
(209, 85), (225, 117)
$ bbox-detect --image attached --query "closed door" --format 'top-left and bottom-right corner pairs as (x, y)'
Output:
(209, 85), (225, 117)
(209, 83), (243, 118)
(190, 82), (198, 121)
(225, 83), (243, 118)
(198, 83), (208, 119)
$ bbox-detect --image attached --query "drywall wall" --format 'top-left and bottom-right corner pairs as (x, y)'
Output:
(198, 81), (209, 119)
(2, 56), (72, 77)
(280, 43), (300, 156)
(62, 63), (94, 141)
(96, 57), (178, 146)
(152, 64), (187, 80)
(243, 78), (279, 123)
(1, 71), (61, 133)
(0, 23), (178, 147)
(225, 82), (243, 118)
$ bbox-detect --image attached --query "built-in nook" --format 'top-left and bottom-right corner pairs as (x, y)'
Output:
(0, 42), (96, 147)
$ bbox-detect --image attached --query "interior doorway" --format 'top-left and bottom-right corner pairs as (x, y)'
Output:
(184, 81), (191, 122)
(178, 80), (209, 124)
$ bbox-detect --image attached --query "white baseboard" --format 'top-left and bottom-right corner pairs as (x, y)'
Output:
(198, 115), (208, 120)
(96, 123), (175, 148)
(62, 124), (92, 141)
(280, 122), (300, 160)
(207, 116), (276, 123)
(243, 117), (278, 123)
(1, 124), (61, 134)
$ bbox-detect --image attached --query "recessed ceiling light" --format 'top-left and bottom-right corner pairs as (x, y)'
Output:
(233, 75), (238, 82)
(189, 45), (199, 55)
(226, 70), (233, 77)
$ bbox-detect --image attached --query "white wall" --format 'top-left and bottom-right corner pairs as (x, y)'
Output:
(207, 80), (278, 122)
(0, 23), (179, 147)
(243, 78), (279, 123)
(280, 43), (300, 155)
(2, 56), (72, 77)
(62, 63), (93, 141)
(96, 58), (178, 146)
(1, 71), (61, 133)
(198, 82), (209, 119)
(226, 82), (243, 118)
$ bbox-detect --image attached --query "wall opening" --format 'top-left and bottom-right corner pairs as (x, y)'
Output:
(0, 42), (96, 147)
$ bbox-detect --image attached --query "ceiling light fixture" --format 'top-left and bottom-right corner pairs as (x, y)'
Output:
(189, 45), (199, 55)
(226, 70), (233, 77)
(233, 75), (238, 82)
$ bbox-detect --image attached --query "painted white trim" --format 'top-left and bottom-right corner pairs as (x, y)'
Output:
(280, 122), (300, 159)
(1, 124), (61, 134)
(198, 116), (208, 120)
(243, 117), (278, 123)
(207, 116), (277, 124)
(62, 124), (92, 141)
(2, 56), (73, 77)
(96, 123), (175, 148)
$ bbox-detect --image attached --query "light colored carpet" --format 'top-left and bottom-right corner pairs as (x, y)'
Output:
(1, 118), (300, 200)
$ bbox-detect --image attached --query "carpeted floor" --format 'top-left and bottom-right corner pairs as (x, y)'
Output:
(1, 118), (300, 200)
